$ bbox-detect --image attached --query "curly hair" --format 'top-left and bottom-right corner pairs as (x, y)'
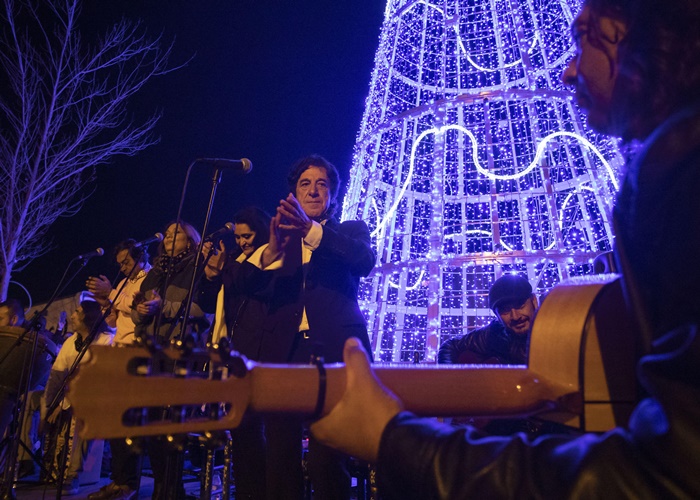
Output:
(585, 0), (700, 140)
(286, 154), (341, 219)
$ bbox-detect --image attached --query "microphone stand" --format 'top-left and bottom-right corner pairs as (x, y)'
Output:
(154, 160), (227, 500)
(151, 158), (227, 344)
(159, 246), (221, 343)
(0, 255), (97, 500)
(177, 160), (225, 342)
(149, 158), (203, 342)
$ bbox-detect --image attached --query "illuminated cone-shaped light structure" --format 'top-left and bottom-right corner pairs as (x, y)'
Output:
(342, 0), (625, 363)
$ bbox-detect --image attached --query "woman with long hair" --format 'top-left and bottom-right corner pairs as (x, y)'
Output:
(133, 220), (208, 343)
(199, 206), (272, 500)
(132, 220), (208, 499)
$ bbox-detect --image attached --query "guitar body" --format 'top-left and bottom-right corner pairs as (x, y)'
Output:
(70, 275), (637, 439)
(529, 274), (638, 431)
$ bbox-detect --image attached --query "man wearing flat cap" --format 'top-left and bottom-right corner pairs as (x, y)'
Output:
(438, 274), (538, 365)
(437, 275), (568, 437)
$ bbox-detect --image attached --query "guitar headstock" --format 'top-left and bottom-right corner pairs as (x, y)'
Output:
(69, 345), (252, 440)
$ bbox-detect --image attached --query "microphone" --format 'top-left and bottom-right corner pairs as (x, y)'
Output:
(75, 248), (104, 261)
(198, 158), (252, 174)
(135, 233), (164, 247)
(204, 222), (235, 242)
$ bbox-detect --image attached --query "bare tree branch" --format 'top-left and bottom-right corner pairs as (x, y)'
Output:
(0, 0), (182, 297)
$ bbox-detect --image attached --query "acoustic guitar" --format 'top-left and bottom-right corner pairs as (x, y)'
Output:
(69, 274), (637, 440)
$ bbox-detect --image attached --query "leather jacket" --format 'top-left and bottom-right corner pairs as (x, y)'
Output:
(437, 320), (528, 365)
(375, 103), (700, 499)
(379, 326), (700, 499)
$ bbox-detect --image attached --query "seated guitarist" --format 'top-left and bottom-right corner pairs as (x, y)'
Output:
(438, 274), (536, 365)
(438, 275), (575, 437)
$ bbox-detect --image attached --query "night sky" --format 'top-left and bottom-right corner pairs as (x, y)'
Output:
(12, 1), (386, 306)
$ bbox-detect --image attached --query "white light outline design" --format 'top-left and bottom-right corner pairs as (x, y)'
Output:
(440, 185), (597, 252)
(370, 198), (384, 240)
(366, 1), (623, 363)
(405, 0), (540, 73)
(387, 269), (427, 290)
(442, 228), (518, 252)
(370, 124), (617, 237)
(546, 184), (597, 250)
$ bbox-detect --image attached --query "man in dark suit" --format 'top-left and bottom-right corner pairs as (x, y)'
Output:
(247, 154), (375, 499)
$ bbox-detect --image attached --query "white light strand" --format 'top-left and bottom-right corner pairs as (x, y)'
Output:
(371, 125), (616, 237)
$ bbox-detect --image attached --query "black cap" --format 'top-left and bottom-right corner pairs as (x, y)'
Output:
(489, 275), (532, 311)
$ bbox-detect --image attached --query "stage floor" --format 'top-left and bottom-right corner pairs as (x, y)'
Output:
(14, 475), (201, 499)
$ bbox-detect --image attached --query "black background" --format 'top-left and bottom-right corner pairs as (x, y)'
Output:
(11, 1), (385, 306)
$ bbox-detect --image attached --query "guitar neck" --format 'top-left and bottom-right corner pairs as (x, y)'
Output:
(70, 346), (580, 440)
(252, 363), (578, 416)
(71, 275), (637, 440)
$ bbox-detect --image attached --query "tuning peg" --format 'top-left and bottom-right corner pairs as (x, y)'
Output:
(227, 355), (248, 379)
(210, 337), (233, 363)
(173, 334), (197, 357)
(124, 436), (146, 454)
(217, 337), (231, 352)
(162, 433), (190, 453)
(134, 332), (162, 355)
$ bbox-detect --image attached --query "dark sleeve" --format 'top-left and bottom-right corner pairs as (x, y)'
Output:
(236, 260), (273, 296)
(198, 260), (272, 315)
(197, 273), (223, 314)
(378, 326), (700, 499)
(132, 271), (160, 328)
(376, 412), (650, 500)
(139, 268), (161, 293)
(315, 220), (376, 277)
(437, 338), (464, 364)
(437, 329), (487, 364)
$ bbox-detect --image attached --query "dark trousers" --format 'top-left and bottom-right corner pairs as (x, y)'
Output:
(109, 437), (142, 490)
(147, 438), (185, 500)
(230, 414), (267, 500)
(306, 434), (351, 500)
(264, 415), (304, 500)
(261, 328), (355, 500)
(264, 416), (351, 500)
(0, 395), (15, 444)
